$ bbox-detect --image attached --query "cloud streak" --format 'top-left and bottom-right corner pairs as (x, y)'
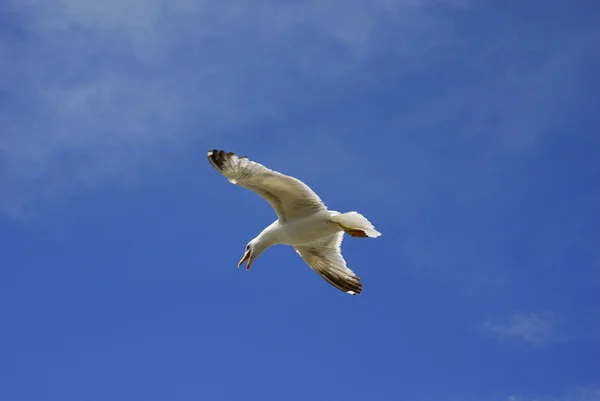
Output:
(483, 311), (565, 346)
(0, 0), (468, 217)
(1, 0), (596, 222)
(505, 387), (600, 401)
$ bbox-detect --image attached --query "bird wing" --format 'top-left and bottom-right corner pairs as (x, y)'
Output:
(207, 149), (326, 222)
(294, 232), (362, 295)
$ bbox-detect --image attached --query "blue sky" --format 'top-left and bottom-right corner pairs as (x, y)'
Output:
(1, 0), (599, 400)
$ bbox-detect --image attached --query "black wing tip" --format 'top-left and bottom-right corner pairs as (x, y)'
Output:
(320, 270), (362, 295)
(344, 283), (362, 295)
(346, 288), (361, 296)
(348, 281), (362, 295)
(207, 149), (238, 170)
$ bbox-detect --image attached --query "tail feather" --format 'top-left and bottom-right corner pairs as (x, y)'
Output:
(331, 212), (382, 238)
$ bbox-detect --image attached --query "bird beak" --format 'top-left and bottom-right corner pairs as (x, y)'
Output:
(238, 249), (252, 270)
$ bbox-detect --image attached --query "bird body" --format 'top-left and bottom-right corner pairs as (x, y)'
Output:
(258, 210), (340, 247)
(207, 149), (381, 295)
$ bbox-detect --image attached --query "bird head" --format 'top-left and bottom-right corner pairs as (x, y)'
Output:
(238, 239), (265, 270)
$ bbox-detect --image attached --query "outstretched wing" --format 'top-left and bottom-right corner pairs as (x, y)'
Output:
(294, 232), (362, 295)
(207, 149), (326, 222)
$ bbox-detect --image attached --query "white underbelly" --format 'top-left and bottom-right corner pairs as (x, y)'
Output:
(275, 214), (342, 246)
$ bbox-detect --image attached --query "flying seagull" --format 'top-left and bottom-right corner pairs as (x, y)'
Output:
(207, 149), (381, 295)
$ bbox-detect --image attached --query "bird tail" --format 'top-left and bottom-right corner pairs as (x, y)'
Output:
(330, 212), (382, 238)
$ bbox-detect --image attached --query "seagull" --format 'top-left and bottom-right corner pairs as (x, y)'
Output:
(207, 149), (381, 295)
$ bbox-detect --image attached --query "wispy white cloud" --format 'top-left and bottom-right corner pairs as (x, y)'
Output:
(415, 386), (600, 401)
(563, 387), (600, 401)
(0, 0), (467, 217)
(482, 311), (564, 346)
(505, 387), (600, 401)
(1, 0), (596, 223)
